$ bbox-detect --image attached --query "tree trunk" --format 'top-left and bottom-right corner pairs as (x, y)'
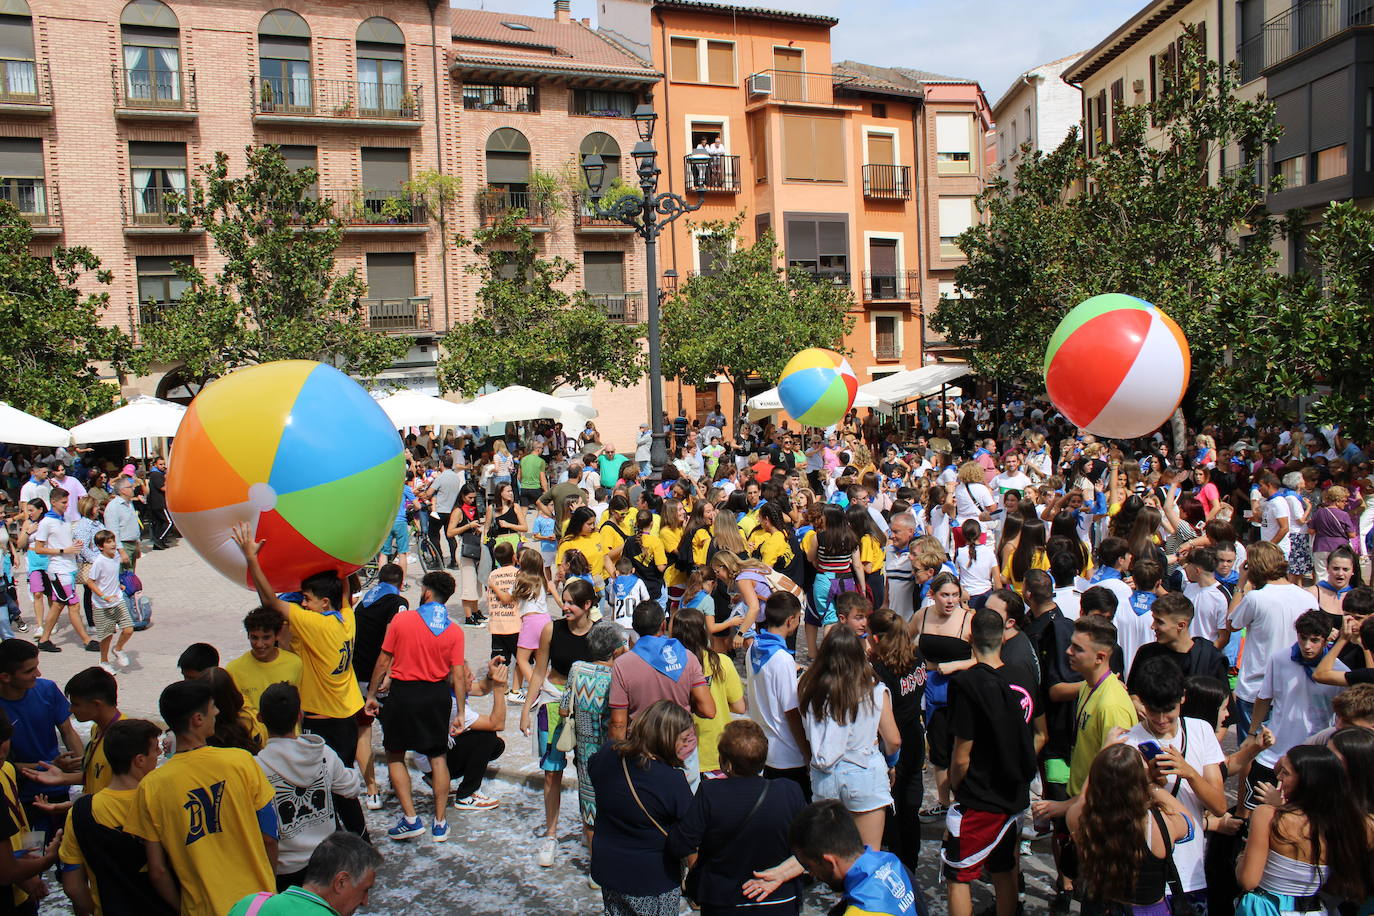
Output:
(1170, 407), (1186, 455)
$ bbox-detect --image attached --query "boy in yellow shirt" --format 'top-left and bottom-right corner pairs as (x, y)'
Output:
(0, 709), (63, 913)
(22, 666), (124, 799)
(225, 606), (303, 722)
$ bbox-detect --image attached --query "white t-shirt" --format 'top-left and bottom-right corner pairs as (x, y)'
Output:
(990, 471), (1031, 505)
(1256, 649), (1344, 768)
(34, 514), (75, 576)
(88, 554), (122, 609)
(802, 682), (887, 771)
(1113, 593), (1157, 681)
(1123, 718), (1225, 892)
(954, 543), (999, 595)
(884, 546), (914, 620)
(747, 647), (805, 769)
(1286, 492), (1308, 536)
(953, 482), (995, 525)
(1228, 583), (1319, 702)
(1053, 585), (1081, 620)
(926, 506), (952, 550)
(1261, 495), (1292, 556)
(1184, 581), (1228, 642)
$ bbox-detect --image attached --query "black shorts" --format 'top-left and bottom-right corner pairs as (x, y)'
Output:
(379, 679), (452, 757)
(491, 633), (518, 661)
(926, 706), (954, 770)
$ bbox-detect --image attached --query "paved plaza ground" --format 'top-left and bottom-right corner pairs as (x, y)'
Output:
(28, 541), (1057, 915)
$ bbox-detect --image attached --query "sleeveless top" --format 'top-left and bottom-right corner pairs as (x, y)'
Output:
(816, 544), (855, 576)
(549, 618), (593, 679)
(1259, 850), (1328, 897)
(1120, 809), (1171, 906)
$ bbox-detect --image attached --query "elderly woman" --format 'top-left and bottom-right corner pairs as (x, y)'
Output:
(588, 700), (695, 916)
(560, 622), (625, 871)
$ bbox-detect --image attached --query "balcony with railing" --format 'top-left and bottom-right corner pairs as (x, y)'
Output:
(1, 178), (60, 236)
(363, 296), (432, 333)
(874, 339), (901, 360)
(570, 90), (637, 118)
(251, 76), (422, 126)
(684, 154), (740, 192)
(121, 185), (199, 234)
(1223, 158), (1268, 189)
(114, 67), (198, 119)
(747, 69), (854, 106)
(1258, 0), (1374, 71)
(319, 187), (427, 233)
(462, 84), (537, 113)
(590, 292), (644, 323)
(476, 189), (551, 228)
(862, 269), (920, 302)
(572, 194), (635, 233)
(0, 59), (52, 114)
(862, 164), (912, 200)
(788, 267), (852, 287)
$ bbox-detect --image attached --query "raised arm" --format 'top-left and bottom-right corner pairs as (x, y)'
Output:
(230, 523), (289, 616)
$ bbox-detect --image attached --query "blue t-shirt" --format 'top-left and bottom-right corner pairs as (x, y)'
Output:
(396, 484), (415, 524)
(532, 514), (557, 560)
(0, 678), (69, 798)
(843, 848), (925, 916)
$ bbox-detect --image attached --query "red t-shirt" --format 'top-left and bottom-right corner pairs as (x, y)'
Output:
(381, 610), (465, 683)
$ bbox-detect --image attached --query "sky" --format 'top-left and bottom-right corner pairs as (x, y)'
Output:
(450, 0), (1146, 104)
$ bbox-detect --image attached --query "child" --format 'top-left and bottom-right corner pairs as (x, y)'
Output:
(20, 667), (123, 803)
(1182, 546), (1228, 644)
(485, 542), (521, 684)
(607, 555), (649, 636)
(562, 548), (597, 596)
(834, 591), (872, 641)
(529, 498), (558, 571)
(1120, 556), (1164, 680)
(84, 531), (134, 674)
(511, 548), (553, 704)
(680, 568), (714, 614)
(225, 605), (303, 723)
(177, 643), (218, 680)
(255, 683), (361, 890)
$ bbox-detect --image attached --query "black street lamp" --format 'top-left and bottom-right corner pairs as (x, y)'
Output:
(583, 107), (711, 476)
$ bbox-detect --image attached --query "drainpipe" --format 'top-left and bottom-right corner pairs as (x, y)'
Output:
(654, 8), (678, 273)
(912, 96), (928, 366)
(427, 0), (452, 337)
(1216, 0), (1226, 177)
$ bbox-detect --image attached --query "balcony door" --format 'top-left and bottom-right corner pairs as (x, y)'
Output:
(356, 17), (405, 115)
(120, 1), (181, 105)
(773, 47), (804, 101)
(0, 3), (37, 99)
(0, 138), (44, 216)
(130, 141), (186, 222)
(258, 9), (312, 112)
(868, 238), (898, 298)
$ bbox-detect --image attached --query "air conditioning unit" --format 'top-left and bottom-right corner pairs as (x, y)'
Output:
(747, 72), (773, 96)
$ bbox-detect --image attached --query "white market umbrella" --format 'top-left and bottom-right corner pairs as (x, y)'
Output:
(375, 390), (494, 429)
(858, 362), (971, 407)
(69, 395), (186, 444)
(746, 387), (887, 423)
(467, 385), (597, 425)
(0, 402), (70, 447)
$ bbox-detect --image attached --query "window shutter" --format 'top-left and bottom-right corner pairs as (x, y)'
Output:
(582, 252), (624, 295)
(0, 138), (41, 175)
(817, 219), (847, 259)
(1110, 79), (1123, 140)
(278, 145), (316, 172)
(867, 133), (895, 165)
(1272, 88), (1309, 161)
(365, 253), (415, 298)
(785, 217), (819, 266)
(1085, 95), (1095, 157)
(812, 116), (845, 181)
(1096, 90), (1107, 149)
(936, 114), (972, 155)
(1311, 71), (1347, 150)
(938, 197), (974, 238)
(259, 35), (310, 60)
(869, 238), (898, 274)
(129, 141), (185, 168)
(670, 38), (699, 82)
(361, 147), (410, 189)
(706, 41), (733, 85)
(781, 114), (810, 179)
(0, 16), (34, 60)
(750, 114), (768, 180)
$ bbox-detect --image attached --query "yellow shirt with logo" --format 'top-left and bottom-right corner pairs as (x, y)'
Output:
(59, 786), (140, 912)
(750, 529), (794, 571)
(81, 717), (118, 795)
(659, 526), (686, 587)
(1067, 674), (1137, 796)
(285, 603), (361, 719)
(556, 534), (606, 576)
(126, 745), (275, 916)
(225, 649), (303, 718)
(1, 763), (30, 908)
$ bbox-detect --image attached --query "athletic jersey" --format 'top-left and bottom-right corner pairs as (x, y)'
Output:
(285, 603), (361, 719)
(82, 715), (118, 795)
(125, 746), (275, 916)
(225, 650), (303, 718)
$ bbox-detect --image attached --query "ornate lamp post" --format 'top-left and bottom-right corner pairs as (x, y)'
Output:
(582, 104), (711, 476)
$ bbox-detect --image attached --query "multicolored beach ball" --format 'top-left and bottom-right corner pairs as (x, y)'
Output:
(1044, 294), (1191, 439)
(777, 348), (859, 429)
(167, 361), (405, 592)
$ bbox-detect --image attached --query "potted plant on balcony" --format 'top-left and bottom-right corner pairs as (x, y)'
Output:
(332, 100), (354, 117)
(475, 185), (507, 222)
(259, 79), (275, 112)
(400, 89), (416, 115)
(378, 195), (412, 223)
(401, 170), (460, 218)
(526, 169), (566, 221)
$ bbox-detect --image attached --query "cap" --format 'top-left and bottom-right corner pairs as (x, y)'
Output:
(121, 464), (136, 476)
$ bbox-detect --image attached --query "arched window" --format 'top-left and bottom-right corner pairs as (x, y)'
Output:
(579, 132), (621, 190)
(485, 128), (530, 190)
(121, 0), (181, 104)
(355, 17), (404, 115)
(0, 0), (35, 100)
(258, 9), (311, 112)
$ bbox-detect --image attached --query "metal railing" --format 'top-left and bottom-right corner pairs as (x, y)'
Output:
(590, 292), (643, 323)
(462, 84), (537, 113)
(861, 269), (920, 301)
(252, 76), (422, 120)
(122, 184), (184, 226)
(1223, 158), (1267, 188)
(363, 296), (431, 332)
(1238, 35), (1264, 83)
(788, 267), (851, 287)
(476, 189), (551, 226)
(319, 186), (426, 226)
(874, 340), (901, 360)
(1261, 0), (1374, 70)
(684, 154), (740, 192)
(114, 67), (198, 111)
(0, 58), (49, 105)
(0, 178), (58, 228)
(748, 69), (844, 104)
(862, 164), (912, 200)
(572, 194), (636, 229)
(570, 91), (636, 117)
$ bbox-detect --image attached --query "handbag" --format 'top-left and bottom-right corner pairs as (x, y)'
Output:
(1150, 808), (1197, 916)
(460, 536), (482, 561)
(623, 757), (668, 836)
(683, 781), (771, 906)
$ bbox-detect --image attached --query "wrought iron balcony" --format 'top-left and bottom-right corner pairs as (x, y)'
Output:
(0, 178), (59, 233)
(0, 58), (51, 113)
(476, 189), (551, 227)
(788, 268), (851, 287)
(862, 164), (912, 200)
(874, 340), (901, 360)
(590, 292), (644, 323)
(572, 194), (636, 232)
(121, 184), (186, 229)
(861, 269), (920, 302)
(462, 84), (537, 113)
(114, 66), (198, 115)
(1259, 0), (1374, 71)
(684, 154), (740, 192)
(319, 186), (427, 229)
(363, 296), (432, 333)
(251, 76), (422, 123)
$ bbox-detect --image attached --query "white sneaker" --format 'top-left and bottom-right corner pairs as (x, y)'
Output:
(508, 689), (526, 705)
(99, 662), (117, 676)
(537, 837), (556, 867)
(364, 793), (383, 811)
(113, 649), (130, 668)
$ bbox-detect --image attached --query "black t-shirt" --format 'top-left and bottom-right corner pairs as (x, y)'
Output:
(871, 656), (926, 741)
(1022, 606), (1081, 758)
(949, 662), (1037, 814)
(1002, 632), (1041, 686)
(1346, 667), (1374, 685)
(353, 592), (409, 682)
(1127, 638), (1229, 696)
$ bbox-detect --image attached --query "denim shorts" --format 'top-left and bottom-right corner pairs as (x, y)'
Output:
(811, 752), (892, 813)
(382, 517), (410, 555)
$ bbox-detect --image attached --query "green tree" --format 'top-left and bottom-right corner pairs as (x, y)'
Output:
(933, 27), (1282, 424)
(438, 214), (645, 395)
(0, 202), (137, 425)
(661, 217), (856, 421)
(142, 145), (406, 381)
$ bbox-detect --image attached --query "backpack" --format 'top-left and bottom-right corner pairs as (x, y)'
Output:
(621, 535), (664, 600)
(762, 568), (805, 601)
(127, 594), (153, 631)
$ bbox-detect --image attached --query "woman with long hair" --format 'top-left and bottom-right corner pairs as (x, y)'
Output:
(951, 462), (996, 539)
(906, 571), (971, 820)
(954, 519), (1003, 608)
(492, 439), (515, 490)
(1070, 743), (1192, 915)
(445, 485), (484, 622)
(1003, 520), (1048, 595)
(847, 503), (887, 608)
(994, 512), (1024, 570)
(752, 503), (796, 575)
(868, 607), (925, 872)
(1126, 506), (1167, 567)
(797, 626), (900, 850)
(711, 505), (750, 559)
(1329, 726), (1374, 818)
(671, 605), (745, 774)
(708, 550), (773, 648)
(1309, 544), (1362, 622)
(1237, 745), (1374, 911)
(484, 481), (527, 561)
(203, 667), (264, 754)
(557, 505), (608, 586)
(1048, 514), (1092, 578)
(1110, 494), (1146, 540)
(804, 504), (863, 633)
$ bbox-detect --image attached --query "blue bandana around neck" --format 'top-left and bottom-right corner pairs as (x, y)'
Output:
(1090, 567), (1123, 584)
(359, 582), (400, 609)
(631, 635), (688, 681)
(1129, 590), (1157, 617)
(279, 592), (341, 620)
(749, 629), (793, 674)
(417, 600), (451, 636)
(1317, 580), (1352, 596)
(42, 510), (61, 521)
(1291, 641), (1329, 681)
(1218, 567), (1240, 586)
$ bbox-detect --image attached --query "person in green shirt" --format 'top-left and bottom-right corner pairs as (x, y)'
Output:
(228, 831), (380, 916)
(517, 449), (547, 506)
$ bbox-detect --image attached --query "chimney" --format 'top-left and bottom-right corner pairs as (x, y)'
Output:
(554, 0), (571, 22)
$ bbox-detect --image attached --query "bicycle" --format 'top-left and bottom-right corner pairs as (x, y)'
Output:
(356, 515), (441, 589)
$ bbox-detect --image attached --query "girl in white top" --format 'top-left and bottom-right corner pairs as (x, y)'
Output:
(950, 461), (996, 528)
(953, 519), (1004, 602)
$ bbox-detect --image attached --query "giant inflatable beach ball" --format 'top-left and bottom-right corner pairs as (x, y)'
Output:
(777, 348), (858, 428)
(1044, 294), (1191, 439)
(167, 361), (405, 592)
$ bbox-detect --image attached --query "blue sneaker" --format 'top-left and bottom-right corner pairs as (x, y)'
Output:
(387, 816), (424, 840)
(432, 819), (449, 843)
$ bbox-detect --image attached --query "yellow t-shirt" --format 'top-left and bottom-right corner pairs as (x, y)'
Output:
(556, 534), (606, 576)
(81, 716), (118, 795)
(225, 649), (304, 718)
(739, 508), (762, 538)
(1000, 548), (1050, 594)
(285, 602), (362, 719)
(692, 529), (712, 567)
(598, 515), (633, 556)
(751, 529), (794, 570)
(859, 534), (885, 573)
(694, 652), (743, 773)
(59, 786), (140, 912)
(660, 527), (686, 587)
(1, 763), (30, 908)
(801, 529), (817, 557)
(125, 745), (275, 916)
(1067, 674), (1137, 796)
(633, 532), (668, 571)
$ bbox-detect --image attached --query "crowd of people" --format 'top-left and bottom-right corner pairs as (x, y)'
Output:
(0, 392), (1370, 916)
